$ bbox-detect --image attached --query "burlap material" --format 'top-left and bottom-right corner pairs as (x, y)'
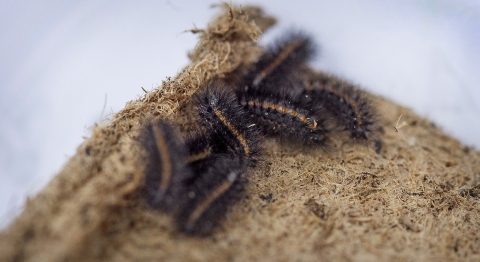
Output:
(1, 4), (479, 262)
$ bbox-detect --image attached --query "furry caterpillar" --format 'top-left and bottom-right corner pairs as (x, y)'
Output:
(246, 31), (315, 88)
(236, 81), (330, 147)
(177, 154), (247, 235)
(141, 118), (191, 211)
(301, 70), (376, 140)
(195, 80), (262, 167)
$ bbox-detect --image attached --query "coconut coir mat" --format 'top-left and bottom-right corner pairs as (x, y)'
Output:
(1, 4), (479, 262)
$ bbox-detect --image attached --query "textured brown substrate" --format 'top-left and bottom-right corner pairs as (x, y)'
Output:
(1, 4), (479, 262)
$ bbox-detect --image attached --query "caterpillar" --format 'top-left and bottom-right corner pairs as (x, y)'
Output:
(177, 154), (247, 236)
(194, 80), (263, 167)
(141, 118), (191, 211)
(142, 118), (252, 235)
(246, 31), (316, 88)
(236, 81), (331, 147)
(300, 70), (376, 141)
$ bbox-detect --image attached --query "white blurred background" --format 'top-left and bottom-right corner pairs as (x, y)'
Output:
(1, 0), (479, 228)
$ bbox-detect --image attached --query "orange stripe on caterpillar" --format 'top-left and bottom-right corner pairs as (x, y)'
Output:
(152, 124), (173, 194)
(187, 147), (212, 163)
